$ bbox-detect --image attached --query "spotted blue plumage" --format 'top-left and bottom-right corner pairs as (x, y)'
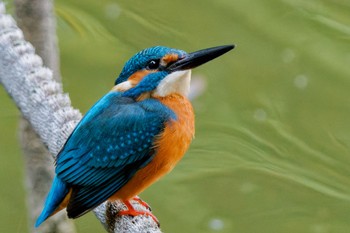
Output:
(51, 91), (176, 218)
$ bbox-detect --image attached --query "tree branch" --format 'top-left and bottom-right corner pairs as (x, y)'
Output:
(0, 2), (161, 233)
(13, 0), (74, 232)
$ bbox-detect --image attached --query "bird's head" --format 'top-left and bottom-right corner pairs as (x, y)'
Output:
(113, 45), (234, 99)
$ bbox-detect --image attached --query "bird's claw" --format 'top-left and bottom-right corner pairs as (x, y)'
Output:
(119, 199), (159, 227)
(132, 196), (152, 211)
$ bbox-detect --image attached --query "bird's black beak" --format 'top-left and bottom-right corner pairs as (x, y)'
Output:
(167, 45), (235, 72)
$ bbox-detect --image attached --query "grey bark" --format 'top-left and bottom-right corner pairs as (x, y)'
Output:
(0, 1), (161, 233)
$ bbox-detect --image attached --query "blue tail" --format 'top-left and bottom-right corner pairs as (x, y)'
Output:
(35, 176), (69, 227)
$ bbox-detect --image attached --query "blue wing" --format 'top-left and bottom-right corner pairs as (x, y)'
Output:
(55, 91), (175, 218)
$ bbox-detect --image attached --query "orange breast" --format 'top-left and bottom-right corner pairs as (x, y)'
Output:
(111, 94), (195, 200)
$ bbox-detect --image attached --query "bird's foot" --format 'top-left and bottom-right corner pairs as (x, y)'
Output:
(132, 196), (152, 211)
(119, 200), (159, 226)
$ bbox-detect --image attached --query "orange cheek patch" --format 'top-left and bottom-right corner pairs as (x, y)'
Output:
(162, 54), (179, 64)
(128, 70), (151, 84)
(128, 70), (155, 85)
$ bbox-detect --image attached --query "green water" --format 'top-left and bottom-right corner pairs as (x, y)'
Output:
(1, 0), (350, 232)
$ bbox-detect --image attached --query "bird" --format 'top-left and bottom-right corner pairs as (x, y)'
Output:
(35, 44), (234, 227)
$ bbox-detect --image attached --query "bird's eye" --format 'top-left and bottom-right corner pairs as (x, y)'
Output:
(146, 60), (160, 70)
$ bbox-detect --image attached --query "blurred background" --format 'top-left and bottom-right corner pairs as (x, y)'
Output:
(1, 0), (350, 232)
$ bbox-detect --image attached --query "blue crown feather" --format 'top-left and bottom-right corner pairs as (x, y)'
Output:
(115, 46), (186, 84)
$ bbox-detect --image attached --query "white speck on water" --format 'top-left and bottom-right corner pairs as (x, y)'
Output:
(281, 48), (296, 63)
(209, 218), (224, 231)
(294, 74), (308, 89)
(254, 108), (267, 122)
(105, 3), (121, 19)
(310, 224), (328, 233)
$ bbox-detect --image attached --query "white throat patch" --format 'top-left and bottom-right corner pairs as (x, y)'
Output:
(153, 70), (192, 97)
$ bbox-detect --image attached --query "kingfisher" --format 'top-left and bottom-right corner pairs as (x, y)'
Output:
(35, 44), (234, 227)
